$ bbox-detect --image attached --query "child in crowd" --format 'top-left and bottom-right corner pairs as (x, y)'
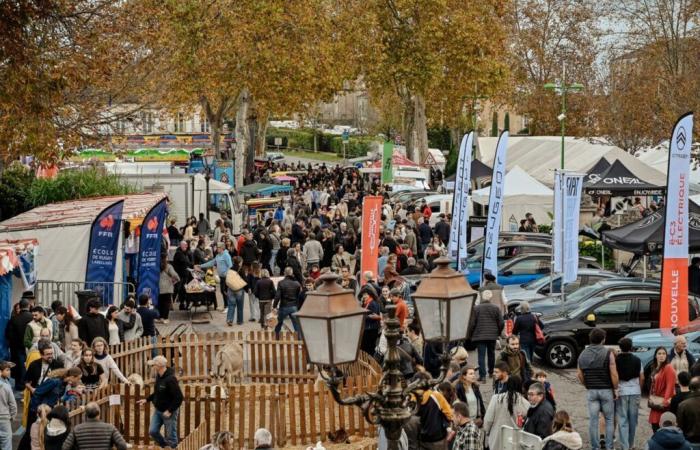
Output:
(535, 371), (556, 409)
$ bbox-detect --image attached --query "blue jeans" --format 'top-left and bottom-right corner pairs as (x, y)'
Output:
(475, 341), (496, 379)
(587, 389), (615, 450)
(521, 343), (534, 362)
(227, 288), (244, 324)
(0, 419), (12, 450)
(275, 305), (300, 336)
(149, 408), (179, 448)
(616, 394), (640, 450)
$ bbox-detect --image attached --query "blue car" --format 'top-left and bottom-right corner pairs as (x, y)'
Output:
(626, 329), (700, 367)
(465, 253), (601, 287)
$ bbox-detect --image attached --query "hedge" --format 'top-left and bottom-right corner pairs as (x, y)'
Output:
(266, 127), (377, 158)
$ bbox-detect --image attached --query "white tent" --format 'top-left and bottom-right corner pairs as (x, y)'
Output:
(472, 165), (554, 229)
(636, 145), (700, 192)
(477, 136), (667, 188)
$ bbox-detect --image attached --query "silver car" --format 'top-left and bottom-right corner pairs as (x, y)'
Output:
(504, 269), (618, 310)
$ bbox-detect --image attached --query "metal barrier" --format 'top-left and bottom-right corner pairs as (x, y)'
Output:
(35, 280), (136, 309)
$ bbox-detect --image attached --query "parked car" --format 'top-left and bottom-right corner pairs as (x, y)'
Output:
(503, 269), (619, 311)
(265, 151), (285, 161)
(465, 253), (600, 287)
(467, 233), (552, 259)
(522, 278), (661, 317)
(626, 329), (700, 367)
(535, 289), (700, 368)
(389, 190), (435, 203)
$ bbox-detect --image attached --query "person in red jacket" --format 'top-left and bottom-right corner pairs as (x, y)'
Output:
(648, 347), (677, 432)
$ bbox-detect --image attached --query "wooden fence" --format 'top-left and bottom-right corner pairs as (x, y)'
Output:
(108, 330), (381, 384)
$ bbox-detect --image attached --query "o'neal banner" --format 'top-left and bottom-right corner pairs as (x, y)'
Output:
(660, 112), (693, 328)
(85, 200), (124, 305)
(360, 196), (383, 285)
(137, 199), (168, 304)
(482, 131), (509, 283)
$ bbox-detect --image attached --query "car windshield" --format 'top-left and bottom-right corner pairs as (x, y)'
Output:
(567, 294), (608, 317)
(522, 275), (555, 290)
(563, 283), (602, 303)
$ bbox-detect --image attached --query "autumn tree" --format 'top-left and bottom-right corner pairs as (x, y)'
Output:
(599, 0), (700, 150)
(131, 0), (363, 186)
(509, 0), (603, 136)
(0, 1), (155, 163)
(363, 0), (509, 162)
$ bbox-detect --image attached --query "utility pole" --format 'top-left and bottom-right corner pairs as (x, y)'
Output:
(544, 62), (583, 169)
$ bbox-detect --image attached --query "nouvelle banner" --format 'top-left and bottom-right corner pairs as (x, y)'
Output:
(360, 196), (383, 285)
(482, 131), (509, 283)
(660, 112), (693, 328)
(137, 199), (168, 304)
(85, 200), (124, 304)
(448, 132), (474, 272)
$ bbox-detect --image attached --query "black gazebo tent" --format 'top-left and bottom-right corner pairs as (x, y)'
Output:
(584, 157), (611, 184)
(584, 159), (665, 196)
(445, 159), (492, 182)
(601, 201), (700, 255)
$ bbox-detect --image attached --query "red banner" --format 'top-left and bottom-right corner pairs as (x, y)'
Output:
(360, 196), (383, 285)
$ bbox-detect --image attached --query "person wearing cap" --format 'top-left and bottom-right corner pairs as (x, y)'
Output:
(6, 298), (32, 390)
(0, 361), (17, 450)
(138, 355), (183, 449)
(389, 288), (408, 328)
(434, 213), (450, 245)
(646, 412), (692, 450)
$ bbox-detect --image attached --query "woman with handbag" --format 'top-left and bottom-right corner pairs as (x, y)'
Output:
(648, 346), (677, 432)
(512, 301), (545, 362)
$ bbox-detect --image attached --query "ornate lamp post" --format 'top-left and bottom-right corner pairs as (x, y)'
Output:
(202, 150), (216, 223)
(295, 258), (477, 450)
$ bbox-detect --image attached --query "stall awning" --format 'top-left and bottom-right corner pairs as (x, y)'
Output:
(0, 239), (38, 276)
(584, 157), (611, 184)
(0, 193), (168, 232)
(238, 183), (293, 196)
(584, 159), (665, 196)
(273, 175), (298, 182)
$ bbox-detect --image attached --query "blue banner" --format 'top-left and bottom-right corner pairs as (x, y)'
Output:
(137, 200), (167, 305)
(85, 200), (124, 304)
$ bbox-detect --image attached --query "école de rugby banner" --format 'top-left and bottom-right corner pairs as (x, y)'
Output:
(660, 112), (693, 328)
(482, 131), (509, 283)
(137, 199), (167, 304)
(85, 200), (124, 304)
(448, 132), (473, 272)
(360, 196), (383, 285)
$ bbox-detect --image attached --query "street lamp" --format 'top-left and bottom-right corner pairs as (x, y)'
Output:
(295, 259), (476, 450)
(202, 150), (216, 224)
(544, 63), (583, 169)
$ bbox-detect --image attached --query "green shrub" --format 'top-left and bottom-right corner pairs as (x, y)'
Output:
(28, 168), (135, 207)
(579, 239), (614, 269)
(0, 163), (35, 220)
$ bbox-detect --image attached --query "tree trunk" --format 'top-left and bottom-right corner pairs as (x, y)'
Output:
(255, 113), (269, 157)
(202, 96), (234, 160)
(234, 89), (251, 189)
(413, 94), (428, 163)
(400, 88), (415, 160)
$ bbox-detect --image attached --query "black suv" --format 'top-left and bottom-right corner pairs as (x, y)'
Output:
(535, 288), (700, 368)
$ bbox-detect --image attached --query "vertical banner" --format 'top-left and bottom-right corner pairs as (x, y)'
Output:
(360, 196), (383, 285)
(381, 142), (394, 184)
(449, 133), (473, 270)
(660, 112), (693, 329)
(552, 170), (563, 274)
(482, 131), (509, 283)
(562, 173), (584, 284)
(85, 200), (124, 304)
(137, 199), (168, 304)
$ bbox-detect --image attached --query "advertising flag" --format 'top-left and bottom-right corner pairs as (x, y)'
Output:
(381, 142), (394, 184)
(482, 131), (509, 283)
(137, 199), (168, 304)
(660, 112), (693, 328)
(449, 133), (474, 271)
(85, 200), (124, 304)
(360, 196), (383, 285)
(562, 173), (584, 284)
(553, 170), (563, 274)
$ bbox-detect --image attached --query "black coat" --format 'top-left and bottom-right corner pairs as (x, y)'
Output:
(172, 248), (193, 280)
(5, 309), (32, 351)
(275, 277), (301, 308)
(147, 367), (183, 413)
(275, 246), (289, 272)
(468, 301), (504, 342)
(512, 313), (544, 346)
(454, 382), (486, 418)
(434, 220), (450, 244)
(24, 358), (62, 388)
(77, 313), (109, 345)
(240, 240), (260, 264)
(254, 278), (277, 301)
(524, 400), (555, 439)
(285, 255), (304, 284)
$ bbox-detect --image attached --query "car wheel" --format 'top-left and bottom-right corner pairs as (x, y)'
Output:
(545, 340), (577, 369)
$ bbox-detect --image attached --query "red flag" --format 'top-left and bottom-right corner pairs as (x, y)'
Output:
(360, 196), (383, 285)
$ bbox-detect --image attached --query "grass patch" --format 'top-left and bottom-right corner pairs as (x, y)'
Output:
(283, 149), (343, 162)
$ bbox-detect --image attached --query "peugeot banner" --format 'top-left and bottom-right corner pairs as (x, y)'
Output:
(482, 131), (509, 283)
(85, 200), (124, 304)
(137, 199), (168, 304)
(449, 132), (473, 272)
(660, 112), (693, 328)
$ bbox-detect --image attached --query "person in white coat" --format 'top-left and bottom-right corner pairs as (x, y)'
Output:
(483, 375), (530, 450)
